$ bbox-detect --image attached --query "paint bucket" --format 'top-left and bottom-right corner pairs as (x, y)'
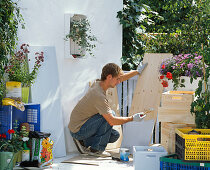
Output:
(120, 148), (130, 161)
(6, 81), (21, 101)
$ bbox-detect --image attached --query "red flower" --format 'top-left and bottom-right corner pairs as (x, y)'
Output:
(161, 64), (166, 69)
(161, 80), (168, 87)
(160, 75), (164, 79)
(166, 72), (173, 79)
(8, 129), (15, 134)
(1, 134), (6, 138)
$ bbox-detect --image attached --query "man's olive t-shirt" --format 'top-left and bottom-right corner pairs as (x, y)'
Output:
(68, 80), (112, 133)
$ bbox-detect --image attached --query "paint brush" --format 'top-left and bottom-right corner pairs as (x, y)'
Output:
(143, 108), (154, 115)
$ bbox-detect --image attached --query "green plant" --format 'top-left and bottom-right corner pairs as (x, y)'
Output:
(0, 0), (24, 102)
(0, 121), (28, 153)
(0, 72), (6, 103)
(142, 33), (193, 55)
(65, 18), (97, 57)
(191, 80), (210, 129)
(0, 0), (24, 61)
(118, 0), (209, 70)
(5, 44), (44, 87)
(141, 0), (209, 58)
(191, 51), (210, 129)
(117, 0), (162, 70)
(159, 53), (204, 89)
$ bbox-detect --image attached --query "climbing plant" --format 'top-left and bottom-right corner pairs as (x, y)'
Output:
(142, 0), (210, 129)
(65, 18), (97, 57)
(118, 0), (209, 70)
(143, 0), (209, 59)
(0, 0), (24, 102)
(117, 0), (162, 70)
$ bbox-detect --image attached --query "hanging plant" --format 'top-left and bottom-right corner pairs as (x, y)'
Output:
(65, 18), (97, 57)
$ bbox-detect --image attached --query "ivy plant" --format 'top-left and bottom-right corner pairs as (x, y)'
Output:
(117, 0), (162, 70)
(65, 18), (97, 57)
(142, 0), (209, 58)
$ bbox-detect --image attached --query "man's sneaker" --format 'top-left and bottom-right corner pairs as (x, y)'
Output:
(73, 138), (87, 154)
(86, 147), (111, 157)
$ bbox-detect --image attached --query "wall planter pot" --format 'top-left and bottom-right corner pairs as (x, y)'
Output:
(0, 152), (14, 170)
(22, 87), (29, 103)
(167, 76), (201, 91)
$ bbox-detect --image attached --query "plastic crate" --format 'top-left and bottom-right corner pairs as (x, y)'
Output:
(133, 146), (167, 170)
(0, 104), (40, 139)
(0, 105), (13, 139)
(160, 154), (210, 170)
(175, 128), (210, 162)
(13, 104), (40, 131)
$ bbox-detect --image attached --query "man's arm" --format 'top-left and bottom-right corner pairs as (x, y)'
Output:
(102, 110), (150, 126)
(102, 113), (133, 126)
(120, 63), (148, 82)
(120, 70), (139, 82)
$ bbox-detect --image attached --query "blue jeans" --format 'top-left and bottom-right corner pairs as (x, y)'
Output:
(70, 113), (120, 151)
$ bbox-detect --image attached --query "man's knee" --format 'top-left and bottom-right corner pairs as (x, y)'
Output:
(109, 129), (120, 143)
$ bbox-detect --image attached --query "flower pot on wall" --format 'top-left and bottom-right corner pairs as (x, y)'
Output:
(0, 152), (13, 170)
(22, 87), (29, 103)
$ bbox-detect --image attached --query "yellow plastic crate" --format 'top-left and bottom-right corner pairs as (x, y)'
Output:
(175, 128), (210, 162)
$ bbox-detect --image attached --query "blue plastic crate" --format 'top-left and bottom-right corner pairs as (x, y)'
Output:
(160, 154), (210, 170)
(13, 104), (40, 131)
(0, 104), (40, 139)
(25, 104), (40, 131)
(0, 105), (13, 139)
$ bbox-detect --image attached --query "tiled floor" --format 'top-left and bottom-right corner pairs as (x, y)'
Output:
(46, 152), (133, 170)
(14, 151), (134, 170)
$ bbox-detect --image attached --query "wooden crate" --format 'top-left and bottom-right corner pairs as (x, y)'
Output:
(161, 122), (195, 154)
(158, 107), (195, 124)
(161, 91), (194, 108)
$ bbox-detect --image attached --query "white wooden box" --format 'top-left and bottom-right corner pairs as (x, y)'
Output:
(158, 107), (195, 124)
(161, 91), (194, 108)
(160, 122), (195, 154)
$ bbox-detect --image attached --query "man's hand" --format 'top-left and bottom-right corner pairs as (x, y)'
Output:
(111, 110), (116, 116)
(137, 62), (148, 75)
(132, 112), (146, 122)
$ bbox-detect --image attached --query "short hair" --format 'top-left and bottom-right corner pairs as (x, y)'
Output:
(101, 63), (123, 81)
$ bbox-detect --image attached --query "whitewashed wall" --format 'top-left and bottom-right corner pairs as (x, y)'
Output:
(18, 0), (123, 156)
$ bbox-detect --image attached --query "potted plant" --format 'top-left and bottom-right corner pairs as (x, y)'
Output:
(159, 53), (204, 90)
(0, 122), (28, 169)
(65, 17), (97, 57)
(5, 44), (44, 103)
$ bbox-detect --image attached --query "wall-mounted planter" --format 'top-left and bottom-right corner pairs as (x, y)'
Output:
(64, 13), (97, 59)
(64, 13), (86, 58)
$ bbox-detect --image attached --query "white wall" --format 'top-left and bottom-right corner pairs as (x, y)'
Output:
(18, 0), (123, 155)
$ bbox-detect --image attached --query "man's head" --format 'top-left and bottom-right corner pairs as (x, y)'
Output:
(101, 63), (124, 88)
(101, 63), (123, 80)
